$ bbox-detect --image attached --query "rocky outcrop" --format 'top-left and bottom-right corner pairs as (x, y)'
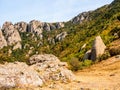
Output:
(0, 29), (7, 49)
(0, 54), (75, 88)
(56, 22), (64, 29)
(91, 36), (106, 61)
(15, 22), (28, 32)
(71, 11), (91, 24)
(27, 20), (65, 39)
(2, 22), (22, 49)
(55, 32), (67, 41)
(0, 62), (43, 88)
(84, 36), (106, 61)
(29, 54), (75, 83)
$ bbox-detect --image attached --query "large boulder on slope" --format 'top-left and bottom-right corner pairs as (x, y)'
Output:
(91, 36), (106, 61)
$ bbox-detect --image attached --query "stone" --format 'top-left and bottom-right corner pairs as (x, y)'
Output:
(50, 24), (56, 30)
(56, 22), (64, 29)
(91, 36), (106, 61)
(43, 23), (50, 31)
(81, 44), (86, 50)
(0, 62), (43, 88)
(0, 29), (7, 49)
(71, 11), (92, 24)
(13, 42), (22, 50)
(2, 22), (22, 49)
(55, 32), (67, 41)
(28, 20), (43, 39)
(15, 22), (28, 32)
(83, 50), (91, 60)
(29, 54), (75, 83)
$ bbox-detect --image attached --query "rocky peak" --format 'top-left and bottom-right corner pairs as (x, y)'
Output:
(14, 21), (28, 32)
(70, 11), (92, 24)
(2, 21), (22, 49)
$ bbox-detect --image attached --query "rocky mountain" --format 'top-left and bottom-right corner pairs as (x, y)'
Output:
(0, 0), (120, 89)
(70, 11), (92, 24)
(0, 0), (119, 62)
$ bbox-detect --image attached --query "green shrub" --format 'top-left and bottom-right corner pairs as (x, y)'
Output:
(98, 51), (111, 61)
(69, 57), (82, 71)
(82, 59), (93, 67)
(109, 47), (120, 56)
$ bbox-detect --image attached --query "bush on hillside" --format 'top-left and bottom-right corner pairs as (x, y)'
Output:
(82, 59), (93, 67)
(109, 47), (120, 56)
(98, 51), (111, 61)
(69, 57), (82, 71)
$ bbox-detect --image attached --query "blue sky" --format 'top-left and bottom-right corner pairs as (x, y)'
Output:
(0, 0), (113, 26)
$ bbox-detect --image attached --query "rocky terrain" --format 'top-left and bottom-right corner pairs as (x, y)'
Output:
(0, 54), (75, 89)
(0, 0), (120, 89)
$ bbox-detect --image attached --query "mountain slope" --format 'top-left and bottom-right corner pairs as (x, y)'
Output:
(0, 0), (120, 69)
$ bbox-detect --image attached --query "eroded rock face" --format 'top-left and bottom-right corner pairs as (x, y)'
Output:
(71, 11), (91, 24)
(29, 54), (75, 83)
(0, 29), (7, 49)
(56, 22), (64, 29)
(91, 36), (106, 61)
(2, 22), (22, 49)
(0, 62), (43, 88)
(55, 32), (67, 41)
(15, 22), (28, 32)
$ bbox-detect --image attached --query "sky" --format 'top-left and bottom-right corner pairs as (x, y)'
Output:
(0, 0), (113, 26)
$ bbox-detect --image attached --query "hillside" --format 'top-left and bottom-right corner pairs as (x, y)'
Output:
(0, 0), (120, 69)
(0, 0), (120, 89)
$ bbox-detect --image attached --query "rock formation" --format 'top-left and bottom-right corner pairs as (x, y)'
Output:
(15, 22), (28, 32)
(83, 50), (91, 60)
(0, 62), (43, 88)
(2, 22), (22, 50)
(55, 32), (67, 41)
(84, 36), (106, 61)
(71, 11), (92, 24)
(29, 54), (75, 83)
(91, 36), (106, 61)
(0, 54), (75, 88)
(0, 28), (7, 49)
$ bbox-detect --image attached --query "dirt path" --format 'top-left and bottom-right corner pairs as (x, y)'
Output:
(75, 56), (120, 89)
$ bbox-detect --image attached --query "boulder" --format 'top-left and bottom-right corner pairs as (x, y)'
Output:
(43, 23), (51, 31)
(2, 22), (22, 49)
(55, 32), (67, 41)
(91, 36), (106, 61)
(29, 54), (75, 83)
(0, 62), (43, 88)
(13, 42), (22, 50)
(0, 29), (7, 49)
(56, 22), (64, 29)
(83, 50), (91, 60)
